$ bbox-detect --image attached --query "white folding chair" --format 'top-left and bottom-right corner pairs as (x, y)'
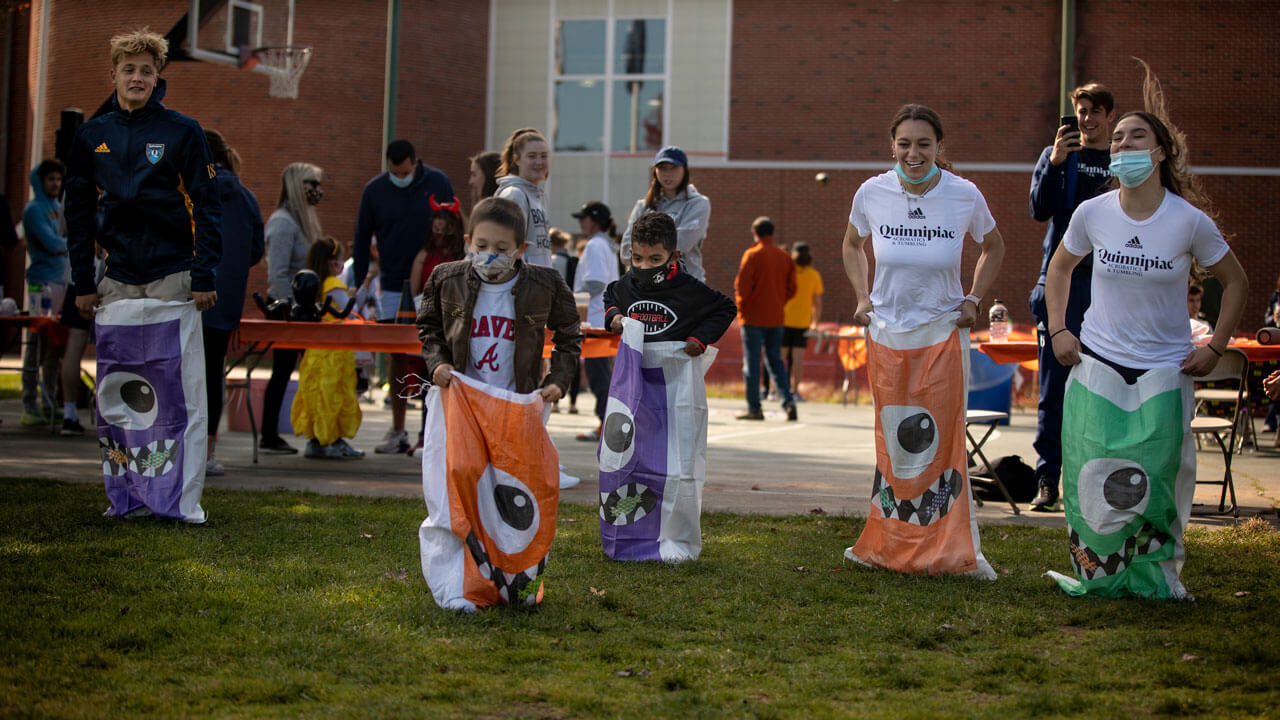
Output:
(1190, 347), (1247, 517)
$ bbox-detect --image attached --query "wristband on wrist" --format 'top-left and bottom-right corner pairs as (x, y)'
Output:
(1206, 344), (1223, 357)
(964, 293), (981, 307)
(1050, 328), (1070, 339)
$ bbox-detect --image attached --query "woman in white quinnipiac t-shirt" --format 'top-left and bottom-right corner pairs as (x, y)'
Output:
(1045, 111), (1247, 378)
(842, 105), (1006, 330)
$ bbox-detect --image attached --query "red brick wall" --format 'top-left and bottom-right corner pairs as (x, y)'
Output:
(712, 0), (1280, 332)
(393, 1), (489, 207)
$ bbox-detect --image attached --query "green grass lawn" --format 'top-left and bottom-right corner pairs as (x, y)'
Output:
(2, 478), (1277, 719)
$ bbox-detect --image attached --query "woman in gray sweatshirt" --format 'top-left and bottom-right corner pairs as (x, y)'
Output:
(620, 145), (712, 283)
(495, 128), (553, 268)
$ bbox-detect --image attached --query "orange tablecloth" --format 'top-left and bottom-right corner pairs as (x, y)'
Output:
(978, 338), (1280, 364)
(234, 319), (619, 358)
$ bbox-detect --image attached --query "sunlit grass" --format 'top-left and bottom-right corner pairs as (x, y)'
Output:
(1, 478), (1277, 718)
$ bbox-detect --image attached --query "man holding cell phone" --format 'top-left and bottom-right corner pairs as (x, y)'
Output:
(1026, 82), (1116, 511)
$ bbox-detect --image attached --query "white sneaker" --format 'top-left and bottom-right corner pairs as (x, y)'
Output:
(206, 456), (225, 476)
(374, 429), (410, 454)
(559, 469), (581, 490)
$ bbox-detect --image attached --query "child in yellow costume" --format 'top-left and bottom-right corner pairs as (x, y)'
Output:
(292, 236), (367, 459)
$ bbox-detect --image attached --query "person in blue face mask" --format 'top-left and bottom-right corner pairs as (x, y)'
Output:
(350, 139), (455, 456)
(1043, 61), (1248, 598)
(1046, 60), (1247, 381)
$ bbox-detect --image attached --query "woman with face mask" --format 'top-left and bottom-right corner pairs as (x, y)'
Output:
(259, 162), (325, 455)
(841, 104), (1005, 580)
(1043, 61), (1247, 599)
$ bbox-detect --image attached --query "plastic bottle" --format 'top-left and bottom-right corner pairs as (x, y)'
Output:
(40, 285), (53, 316)
(988, 299), (1010, 343)
(28, 283), (42, 316)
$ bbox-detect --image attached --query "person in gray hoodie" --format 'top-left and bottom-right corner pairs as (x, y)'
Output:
(494, 128), (552, 268)
(620, 146), (712, 283)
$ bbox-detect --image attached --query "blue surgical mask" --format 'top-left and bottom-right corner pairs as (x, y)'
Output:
(1109, 149), (1157, 187)
(388, 172), (413, 189)
(894, 162), (939, 185)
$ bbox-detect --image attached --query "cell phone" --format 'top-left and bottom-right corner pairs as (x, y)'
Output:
(1060, 115), (1078, 131)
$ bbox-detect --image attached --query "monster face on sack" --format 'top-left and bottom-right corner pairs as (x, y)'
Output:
(461, 462), (556, 605)
(1061, 384), (1181, 585)
(97, 320), (187, 485)
(872, 353), (965, 528)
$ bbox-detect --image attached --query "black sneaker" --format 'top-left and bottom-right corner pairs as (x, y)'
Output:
(259, 436), (298, 454)
(1030, 482), (1059, 512)
(61, 417), (86, 436)
(783, 401), (798, 422)
(735, 410), (765, 421)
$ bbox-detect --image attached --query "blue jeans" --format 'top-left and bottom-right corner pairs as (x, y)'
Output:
(742, 325), (793, 413)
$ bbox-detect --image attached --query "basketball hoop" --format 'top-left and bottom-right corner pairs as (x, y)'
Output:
(250, 46), (313, 99)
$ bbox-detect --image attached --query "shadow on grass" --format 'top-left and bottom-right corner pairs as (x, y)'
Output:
(1, 477), (1277, 718)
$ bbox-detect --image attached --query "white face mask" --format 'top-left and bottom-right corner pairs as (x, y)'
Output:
(388, 172), (413, 189)
(469, 250), (516, 282)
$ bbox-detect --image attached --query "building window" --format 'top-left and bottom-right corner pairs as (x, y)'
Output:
(553, 17), (665, 154)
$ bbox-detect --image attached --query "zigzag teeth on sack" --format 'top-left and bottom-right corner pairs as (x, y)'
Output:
(498, 586), (509, 602)
(162, 461), (174, 475)
(503, 571), (518, 588)
(147, 440), (158, 452)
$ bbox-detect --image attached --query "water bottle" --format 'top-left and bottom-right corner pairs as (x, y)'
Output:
(40, 285), (53, 316)
(28, 283), (42, 315)
(988, 299), (1010, 343)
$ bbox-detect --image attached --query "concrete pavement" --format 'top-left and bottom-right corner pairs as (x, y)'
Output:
(2, 387), (1277, 528)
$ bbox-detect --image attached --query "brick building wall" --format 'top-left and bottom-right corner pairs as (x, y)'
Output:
(10, 0), (487, 314)
(705, 0), (1280, 331)
(7, 0), (1278, 331)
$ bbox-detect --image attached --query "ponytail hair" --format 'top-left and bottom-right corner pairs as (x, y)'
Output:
(1120, 59), (1222, 231)
(497, 128), (548, 179)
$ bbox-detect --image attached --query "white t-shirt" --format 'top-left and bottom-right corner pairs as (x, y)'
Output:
(1063, 190), (1229, 369)
(848, 170), (996, 329)
(466, 273), (519, 391)
(574, 232), (619, 327)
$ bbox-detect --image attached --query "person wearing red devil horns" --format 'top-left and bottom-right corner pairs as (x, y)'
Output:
(407, 196), (467, 457)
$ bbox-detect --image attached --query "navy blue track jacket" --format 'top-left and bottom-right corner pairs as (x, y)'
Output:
(351, 161), (454, 292)
(65, 79), (222, 296)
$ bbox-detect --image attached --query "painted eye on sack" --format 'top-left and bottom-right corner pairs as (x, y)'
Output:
(97, 371), (159, 430)
(879, 405), (939, 480)
(1077, 458), (1150, 535)
(598, 397), (636, 472)
(475, 464), (541, 555)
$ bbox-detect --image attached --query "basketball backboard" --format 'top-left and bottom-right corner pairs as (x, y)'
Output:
(183, 0), (296, 67)
(174, 0), (310, 97)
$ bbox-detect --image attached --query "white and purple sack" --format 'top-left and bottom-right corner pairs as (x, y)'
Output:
(96, 299), (208, 523)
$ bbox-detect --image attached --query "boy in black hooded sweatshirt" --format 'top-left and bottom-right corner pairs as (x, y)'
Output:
(604, 213), (735, 355)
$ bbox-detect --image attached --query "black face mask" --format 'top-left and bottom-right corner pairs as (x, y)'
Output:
(632, 261), (676, 290)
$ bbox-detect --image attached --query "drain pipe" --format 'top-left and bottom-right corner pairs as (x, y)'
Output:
(381, 0), (401, 169)
(1, 12), (13, 196)
(29, 0), (52, 196)
(1059, 0), (1076, 116)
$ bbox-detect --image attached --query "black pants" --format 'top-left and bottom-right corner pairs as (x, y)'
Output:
(202, 325), (232, 437)
(261, 348), (300, 442)
(583, 357), (614, 422)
